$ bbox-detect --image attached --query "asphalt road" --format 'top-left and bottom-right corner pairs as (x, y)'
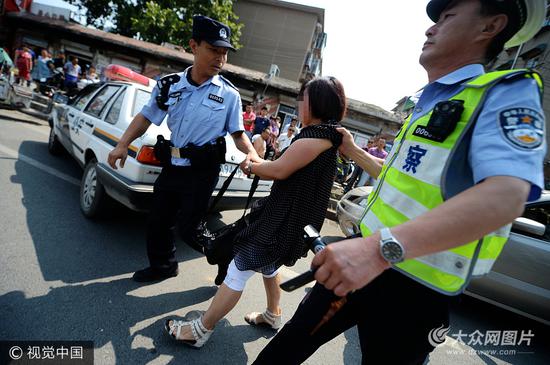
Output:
(0, 109), (548, 365)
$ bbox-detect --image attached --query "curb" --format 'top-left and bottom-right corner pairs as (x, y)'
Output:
(17, 107), (50, 122)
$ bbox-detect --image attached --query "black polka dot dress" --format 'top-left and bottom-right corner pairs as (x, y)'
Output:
(233, 123), (342, 273)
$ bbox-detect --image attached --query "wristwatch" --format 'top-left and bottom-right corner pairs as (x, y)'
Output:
(379, 228), (405, 264)
(246, 161), (253, 175)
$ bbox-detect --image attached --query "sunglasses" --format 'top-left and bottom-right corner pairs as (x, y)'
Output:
(289, 129), (295, 132)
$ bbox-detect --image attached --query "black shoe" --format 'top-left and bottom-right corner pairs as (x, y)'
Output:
(132, 266), (178, 282)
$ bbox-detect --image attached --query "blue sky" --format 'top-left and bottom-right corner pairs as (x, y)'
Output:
(290, 1), (434, 110)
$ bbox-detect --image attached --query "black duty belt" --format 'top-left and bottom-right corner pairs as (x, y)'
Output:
(170, 145), (193, 159)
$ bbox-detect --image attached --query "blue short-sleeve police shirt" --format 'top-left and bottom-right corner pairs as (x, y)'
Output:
(410, 64), (545, 202)
(140, 67), (244, 166)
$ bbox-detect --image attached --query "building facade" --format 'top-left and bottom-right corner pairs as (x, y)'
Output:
(232, 0), (326, 83)
(0, 8), (400, 142)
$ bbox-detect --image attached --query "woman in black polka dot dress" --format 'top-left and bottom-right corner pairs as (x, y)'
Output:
(165, 77), (347, 348)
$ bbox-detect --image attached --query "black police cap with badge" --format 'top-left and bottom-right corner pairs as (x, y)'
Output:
(192, 15), (235, 51)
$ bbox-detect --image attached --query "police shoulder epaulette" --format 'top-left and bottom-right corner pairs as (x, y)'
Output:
(219, 75), (239, 92)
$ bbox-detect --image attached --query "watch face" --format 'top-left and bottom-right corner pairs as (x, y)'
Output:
(381, 241), (404, 262)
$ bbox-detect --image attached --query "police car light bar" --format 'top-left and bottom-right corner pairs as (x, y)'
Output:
(104, 64), (151, 87)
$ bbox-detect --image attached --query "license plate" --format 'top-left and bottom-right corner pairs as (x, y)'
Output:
(220, 163), (246, 179)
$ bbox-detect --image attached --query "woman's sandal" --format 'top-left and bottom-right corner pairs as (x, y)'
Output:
(164, 317), (213, 348)
(244, 309), (282, 330)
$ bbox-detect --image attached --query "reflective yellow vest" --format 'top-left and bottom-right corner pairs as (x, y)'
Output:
(360, 69), (543, 295)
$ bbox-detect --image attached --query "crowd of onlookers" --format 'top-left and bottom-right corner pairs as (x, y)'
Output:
(1, 45), (100, 97)
(342, 136), (388, 191)
(243, 102), (301, 160)
(243, 101), (389, 190)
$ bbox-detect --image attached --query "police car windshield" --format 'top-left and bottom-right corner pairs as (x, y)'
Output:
(133, 89), (151, 117)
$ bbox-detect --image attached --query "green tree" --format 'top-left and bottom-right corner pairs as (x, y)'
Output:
(71, 0), (243, 50)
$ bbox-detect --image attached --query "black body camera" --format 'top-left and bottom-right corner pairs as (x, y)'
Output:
(425, 100), (464, 142)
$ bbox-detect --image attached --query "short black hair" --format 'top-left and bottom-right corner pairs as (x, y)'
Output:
(261, 106), (268, 111)
(192, 38), (204, 45)
(299, 76), (347, 123)
(479, 0), (522, 63)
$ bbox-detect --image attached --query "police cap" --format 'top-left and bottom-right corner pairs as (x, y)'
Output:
(426, 0), (546, 48)
(192, 15), (235, 51)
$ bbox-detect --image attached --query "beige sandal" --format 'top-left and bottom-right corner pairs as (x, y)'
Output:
(164, 316), (213, 348)
(244, 309), (282, 330)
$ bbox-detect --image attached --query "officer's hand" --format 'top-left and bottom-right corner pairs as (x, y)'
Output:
(239, 159), (249, 174)
(312, 235), (390, 297)
(247, 150), (262, 163)
(107, 145), (128, 170)
(336, 127), (357, 159)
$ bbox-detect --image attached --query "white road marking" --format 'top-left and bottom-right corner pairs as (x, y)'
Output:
(0, 142), (80, 186)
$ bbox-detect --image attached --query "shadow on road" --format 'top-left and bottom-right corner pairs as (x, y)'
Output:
(12, 140), (209, 284)
(3, 140), (278, 363)
(0, 279), (224, 363)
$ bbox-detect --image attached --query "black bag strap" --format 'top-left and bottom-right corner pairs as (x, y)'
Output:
(207, 164), (260, 216)
(242, 173), (260, 218)
(207, 164), (239, 214)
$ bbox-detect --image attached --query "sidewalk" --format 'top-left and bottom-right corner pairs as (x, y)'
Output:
(0, 108), (49, 126)
(0, 81), (51, 121)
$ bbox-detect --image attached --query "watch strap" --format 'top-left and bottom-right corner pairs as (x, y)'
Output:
(380, 227), (392, 242)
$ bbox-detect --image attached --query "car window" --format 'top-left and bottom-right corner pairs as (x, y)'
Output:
(84, 85), (122, 118)
(133, 89), (151, 117)
(70, 84), (102, 110)
(105, 90), (125, 125)
(519, 202), (550, 240)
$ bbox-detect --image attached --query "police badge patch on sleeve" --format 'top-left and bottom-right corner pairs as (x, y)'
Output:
(499, 107), (544, 149)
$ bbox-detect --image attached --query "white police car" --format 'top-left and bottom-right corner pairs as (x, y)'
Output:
(48, 66), (270, 218)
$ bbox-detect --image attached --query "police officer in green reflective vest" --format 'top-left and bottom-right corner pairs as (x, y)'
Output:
(108, 16), (260, 283)
(255, 1), (546, 364)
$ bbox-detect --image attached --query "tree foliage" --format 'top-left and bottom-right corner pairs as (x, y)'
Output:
(70, 0), (243, 50)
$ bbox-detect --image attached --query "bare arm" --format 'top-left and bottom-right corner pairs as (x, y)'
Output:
(313, 176), (530, 296)
(107, 113), (151, 169)
(231, 131), (261, 163)
(232, 131), (262, 176)
(245, 138), (333, 180)
(253, 137), (266, 158)
(337, 127), (384, 178)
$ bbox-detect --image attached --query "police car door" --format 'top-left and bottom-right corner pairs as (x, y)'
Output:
(73, 84), (123, 163)
(66, 84), (102, 161)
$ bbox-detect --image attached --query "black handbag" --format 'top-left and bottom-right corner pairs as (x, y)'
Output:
(195, 165), (260, 283)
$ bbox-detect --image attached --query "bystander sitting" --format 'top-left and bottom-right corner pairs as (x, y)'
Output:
(276, 125), (296, 154)
(281, 116), (301, 135)
(251, 126), (273, 159)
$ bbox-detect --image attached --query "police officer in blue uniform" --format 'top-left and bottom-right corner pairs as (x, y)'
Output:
(108, 15), (260, 282)
(254, 0), (546, 364)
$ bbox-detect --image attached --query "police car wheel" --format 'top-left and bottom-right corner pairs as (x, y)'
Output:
(80, 159), (106, 218)
(48, 126), (63, 156)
